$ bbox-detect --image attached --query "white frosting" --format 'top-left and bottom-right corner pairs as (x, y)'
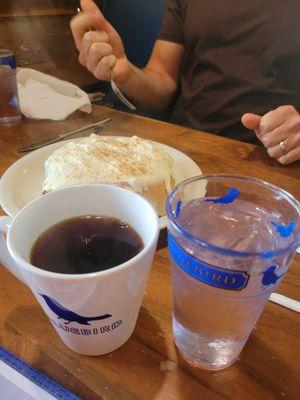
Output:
(42, 135), (173, 196)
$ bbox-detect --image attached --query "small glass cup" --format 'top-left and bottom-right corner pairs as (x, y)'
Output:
(166, 174), (300, 370)
(0, 50), (21, 124)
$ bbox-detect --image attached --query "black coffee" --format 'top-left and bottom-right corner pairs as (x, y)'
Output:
(30, 216), (144, 274)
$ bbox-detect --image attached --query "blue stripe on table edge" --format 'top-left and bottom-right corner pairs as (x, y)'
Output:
(0, 346), (81, 400)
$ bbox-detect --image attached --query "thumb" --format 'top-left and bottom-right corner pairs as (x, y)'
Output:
(100, 17), (125, 59)
(241, 113), (261, 131)
(80, 0), (99, 12)
(81, 0), (124, 58)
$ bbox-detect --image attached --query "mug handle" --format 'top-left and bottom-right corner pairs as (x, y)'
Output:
(0, 216), (27, 285)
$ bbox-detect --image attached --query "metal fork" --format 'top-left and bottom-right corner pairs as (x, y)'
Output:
(110, 72), (136, 110)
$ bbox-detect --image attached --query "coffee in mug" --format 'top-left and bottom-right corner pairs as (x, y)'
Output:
(31, 215), (144, 274)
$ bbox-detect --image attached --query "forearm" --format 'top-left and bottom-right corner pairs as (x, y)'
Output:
(118, 62), (178, 112)
(71, 5), (183, 113)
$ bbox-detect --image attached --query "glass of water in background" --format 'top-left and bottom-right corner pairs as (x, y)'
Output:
(0, 50), (21, 124)
(166, 175), (300, 370)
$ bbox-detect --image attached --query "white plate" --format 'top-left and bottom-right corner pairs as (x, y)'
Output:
(0, 137), (202, 229)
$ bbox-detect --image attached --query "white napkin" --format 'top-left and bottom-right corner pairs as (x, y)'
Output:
(17, 68), (92, 121)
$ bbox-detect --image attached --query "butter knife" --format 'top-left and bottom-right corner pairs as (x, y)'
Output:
(18, 118), (112, 153)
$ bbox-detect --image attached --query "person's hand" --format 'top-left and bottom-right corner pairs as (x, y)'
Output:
(241, 106), (300, 164)
(70, 0), (131, 84)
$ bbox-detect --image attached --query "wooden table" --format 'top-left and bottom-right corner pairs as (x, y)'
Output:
(0, 106), (299, 400)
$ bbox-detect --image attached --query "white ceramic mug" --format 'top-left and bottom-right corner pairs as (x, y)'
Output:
(0, 184), (159, 355)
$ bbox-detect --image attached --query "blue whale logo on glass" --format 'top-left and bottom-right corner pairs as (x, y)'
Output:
(40, 294), (111, 325)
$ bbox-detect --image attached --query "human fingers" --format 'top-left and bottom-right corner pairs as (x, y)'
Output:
(258, 122), (291, 148)
(71, 10), (124, 60)
(93, 54), (117, 81)
(258, 107), (300, 148)
(277, 145), (300, 165)
(260, 123), (300, 149)
(81, 2), (125, 58)
(80, 30), (109, 65)
(256, 106), (297, 137)
(70, 12), (106, 51)
(85, 42), (114, 76)
(81, 0), (124, 57)
(267, 132), (300, 163)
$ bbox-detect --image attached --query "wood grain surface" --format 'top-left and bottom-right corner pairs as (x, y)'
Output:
(0, 1), (98, 88)
(0, 106), (299, 400)
(0, 0), (103, 17)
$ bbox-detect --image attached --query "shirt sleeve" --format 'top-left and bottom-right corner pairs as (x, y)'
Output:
(158, 0), (184, 45)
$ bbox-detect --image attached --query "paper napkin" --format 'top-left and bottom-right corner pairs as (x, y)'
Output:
(17, 68), (92, 121)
